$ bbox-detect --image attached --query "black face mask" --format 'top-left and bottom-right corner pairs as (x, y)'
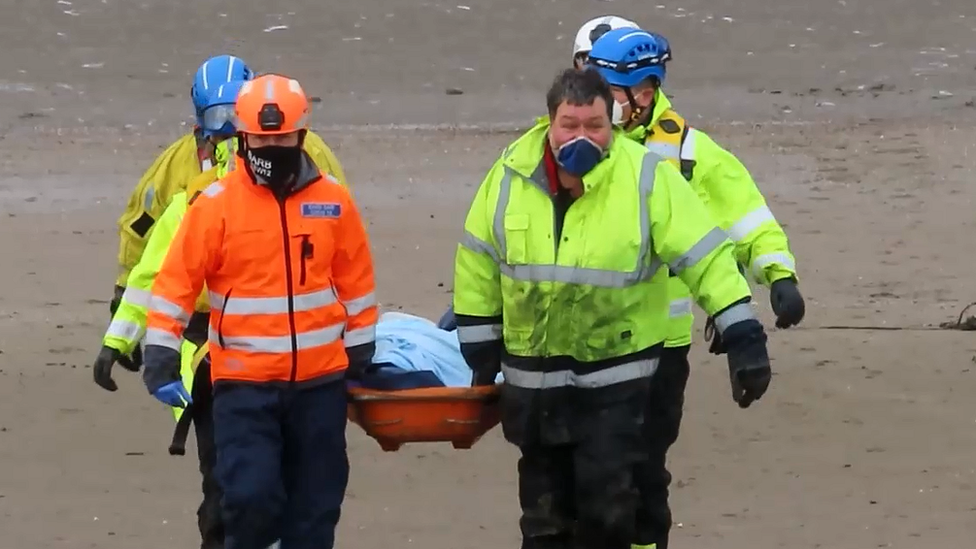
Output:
(243, 144), (303, 192)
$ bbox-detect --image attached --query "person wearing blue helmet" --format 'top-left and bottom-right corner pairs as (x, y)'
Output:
(105, 55), (351, 373)
(587, 25), (804, 549)
(106, 55), (254, 370)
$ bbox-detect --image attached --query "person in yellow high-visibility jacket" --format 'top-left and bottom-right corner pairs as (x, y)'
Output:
(454, 68), (773, 549)
(108, 57), (349, 375)
(579, 23), (806, 549)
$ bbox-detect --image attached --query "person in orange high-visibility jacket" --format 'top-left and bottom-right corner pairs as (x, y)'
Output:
(142, 74), (377, 549)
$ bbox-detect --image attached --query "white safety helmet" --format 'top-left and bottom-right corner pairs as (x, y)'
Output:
(572, 15), (640, 67)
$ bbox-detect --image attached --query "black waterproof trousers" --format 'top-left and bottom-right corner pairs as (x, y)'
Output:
(632, 345), (691, 549)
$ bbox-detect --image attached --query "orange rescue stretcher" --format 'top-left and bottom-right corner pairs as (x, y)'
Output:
(347, 385), (501, 452)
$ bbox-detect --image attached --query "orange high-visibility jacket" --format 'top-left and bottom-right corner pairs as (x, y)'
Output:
(145, 153), (377, 385)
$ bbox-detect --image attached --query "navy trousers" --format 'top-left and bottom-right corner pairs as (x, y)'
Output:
(212, 380), (349, 549)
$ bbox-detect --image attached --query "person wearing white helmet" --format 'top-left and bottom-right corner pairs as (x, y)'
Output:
(572, 15), (639, 69)
(580, 22), (806, 549)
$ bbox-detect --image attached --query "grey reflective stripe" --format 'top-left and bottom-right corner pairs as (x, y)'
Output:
(145, 327), (182, 351)
(149, 295), (190, 324)
(457, 323), (502, 344)
(751, 252), (796, 279)
(713, 303), (757, 333)
(105, 319), (144, 341)
(669, 298), (693, 319)
(121, 286), (151, 308)
(460, 231), (500, 263)
(645, 142), (680, 159)
(344, 325), (376, 347)
(343, 291), (376, 316)
(728, 205), (776, 242)
(491, 171), (514, 260)
(486, 152), (664, 289)
(498, 262), (662, 288)
(209, 288), (338, 315)
(501, 358), (660, 390)
(668, 227), (729, 275)
(202, 183), (224, 197)
(210, 323), (345, 353)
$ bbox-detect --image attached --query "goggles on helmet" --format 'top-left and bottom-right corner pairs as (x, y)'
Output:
(201, 103), (236, 137)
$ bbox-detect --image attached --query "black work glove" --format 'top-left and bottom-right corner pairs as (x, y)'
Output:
(471, 362), (501, 386)
(704, 315), (727, 355)
(722, 319), (772, 408)
(93, 346), (123, 392)
(344, 341), (376, 383)
(345, 360), (370, 382)
(769, 278), (805, 329)
(117, 345), (142, 372)
(436, 306), (458, 331)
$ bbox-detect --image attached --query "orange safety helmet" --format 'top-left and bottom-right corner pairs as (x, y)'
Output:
(234, 74), (309, 135)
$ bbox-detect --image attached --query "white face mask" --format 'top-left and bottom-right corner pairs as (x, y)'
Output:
(611, 99), (627, 125)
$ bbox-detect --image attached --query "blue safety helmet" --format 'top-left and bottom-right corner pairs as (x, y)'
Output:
(200, 79), (246, 138)
(191, 55), (254, 127)
(587, 28), (671, 89)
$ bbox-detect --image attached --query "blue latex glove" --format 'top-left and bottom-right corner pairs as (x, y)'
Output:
(153, 381), (193, 408)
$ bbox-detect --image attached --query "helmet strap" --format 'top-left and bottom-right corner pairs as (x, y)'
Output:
(623, 88), (645, 130)
(624, 87), (656, 130)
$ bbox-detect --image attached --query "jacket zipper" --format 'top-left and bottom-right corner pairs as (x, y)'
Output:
(216, 289), (232, 349)
(277, 196), (300, 384)
(299, 235), (311, 286)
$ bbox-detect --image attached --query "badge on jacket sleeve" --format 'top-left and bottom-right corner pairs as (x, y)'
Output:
(301, 203), (341, 218)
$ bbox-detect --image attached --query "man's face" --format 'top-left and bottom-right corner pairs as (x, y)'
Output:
(548, 97), (613, 151)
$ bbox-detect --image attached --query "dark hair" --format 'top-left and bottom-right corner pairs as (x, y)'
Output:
(546, 67), (613, 120)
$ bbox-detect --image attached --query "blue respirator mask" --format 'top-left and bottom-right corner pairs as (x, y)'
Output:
(556, 135), (609, 177)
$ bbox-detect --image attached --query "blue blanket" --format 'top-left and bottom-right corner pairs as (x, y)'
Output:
(362, 312), (502, 389)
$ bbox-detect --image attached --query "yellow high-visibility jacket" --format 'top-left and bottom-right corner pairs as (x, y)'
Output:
(628, 90), (798, 347)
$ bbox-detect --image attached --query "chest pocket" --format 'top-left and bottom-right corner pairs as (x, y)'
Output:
(503, 214), (530, 265)
(288, 218), (336, 289)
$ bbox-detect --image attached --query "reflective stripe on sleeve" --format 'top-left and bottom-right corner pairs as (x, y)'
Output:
(501, 358), (660, 390)
(727, 205), (777, 242)
(120, 286), (151, 308)
(460, 231), (500, 263)
(202, 183), (224, 198)
(751, 252), (796, 279)
(669, 298), (693, 319)
(343, 291), (376, 316)
(457, 323), (502, 344)
(145, 327), (183, 351)
(105, 319), (144, 341)
(343, 325), (376, 348)
(712, 303), (757, 333)
(149, 295), (191, 324)
(668, 227), (729, 275)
